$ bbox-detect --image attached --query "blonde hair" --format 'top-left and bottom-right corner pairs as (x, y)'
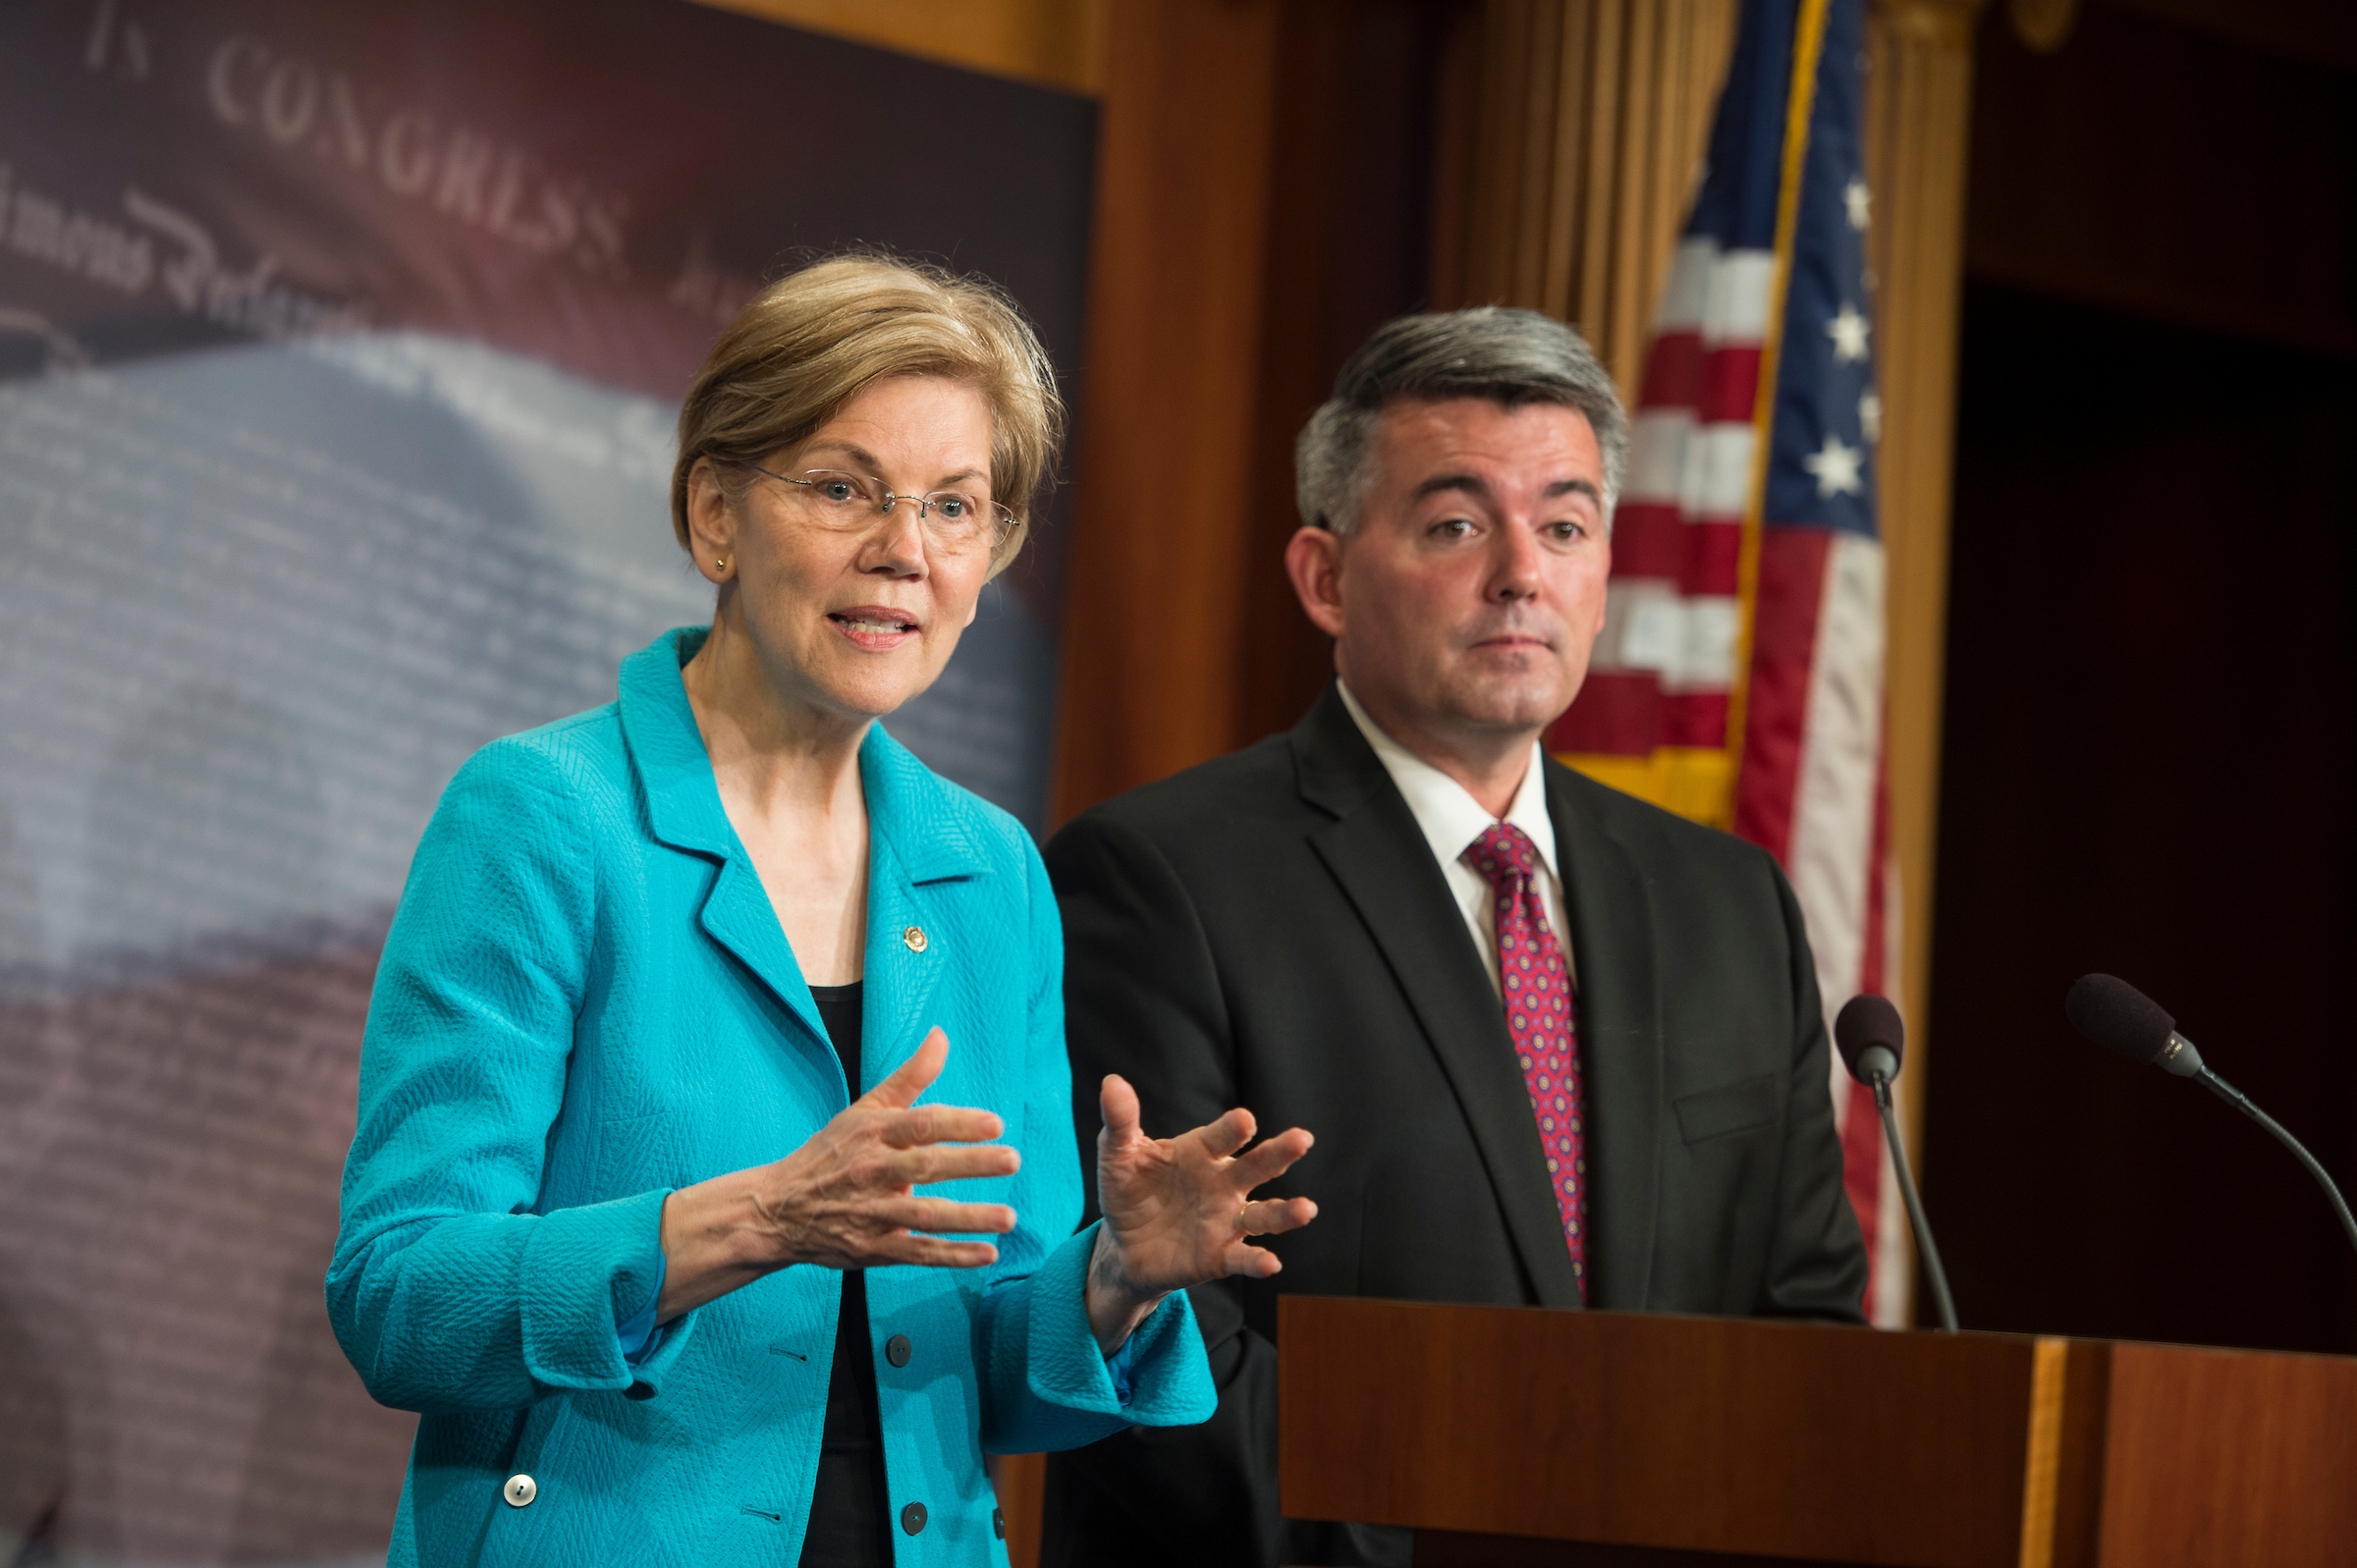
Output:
(670, 252), (1064, 577)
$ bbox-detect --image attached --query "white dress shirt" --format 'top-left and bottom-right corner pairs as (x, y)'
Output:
(1337, 682), (1576, 994)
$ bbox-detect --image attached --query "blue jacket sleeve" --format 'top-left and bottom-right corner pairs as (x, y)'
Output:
(974, 839), (1214, 1453)
(324, 740), (695, 1413)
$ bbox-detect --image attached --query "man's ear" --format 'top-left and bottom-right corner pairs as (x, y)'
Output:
(684, 459), (739, 584)
(1284, 525), (1347, 640)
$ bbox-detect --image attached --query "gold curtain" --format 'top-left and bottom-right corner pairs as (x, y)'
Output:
(1459, 0), (1742, 395)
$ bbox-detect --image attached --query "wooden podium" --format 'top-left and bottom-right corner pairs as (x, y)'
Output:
(1278, 1297), (2357, 1568)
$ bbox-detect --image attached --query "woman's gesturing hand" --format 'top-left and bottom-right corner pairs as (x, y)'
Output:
(656, 1028), (1016, 1322)
(1084, 1074), (1317, 1353)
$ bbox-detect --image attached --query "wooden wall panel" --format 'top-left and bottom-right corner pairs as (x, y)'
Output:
(1232, 1), (1469, 747)
(688, 0), (1110, 92)
(1051, 1), (1455, 814)
(1046, 0), (1285, 820)
(1964, 0), (2357, 357)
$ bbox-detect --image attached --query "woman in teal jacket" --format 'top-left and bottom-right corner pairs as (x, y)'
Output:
(328, 256), (1318, 1567)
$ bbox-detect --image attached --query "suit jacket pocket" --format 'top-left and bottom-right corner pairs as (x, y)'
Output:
(1672, 1074), (1780, 1145)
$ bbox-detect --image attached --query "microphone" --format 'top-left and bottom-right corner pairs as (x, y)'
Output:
(1834, 994), (1959, 1333)
(2063, 972), (2205, 1077)
(2065, 974), (2357, 1259)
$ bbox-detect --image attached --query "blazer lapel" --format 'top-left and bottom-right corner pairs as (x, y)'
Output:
(697, 860), (824, 1051)
(855, 725), (989, 1092)
(616, 628), (828, 1055)
(1293, 687), (1586, 1310)
(1547, 762), (1665, 1311)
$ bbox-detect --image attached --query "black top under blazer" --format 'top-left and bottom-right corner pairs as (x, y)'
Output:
(1038, 682), (1870, 1568)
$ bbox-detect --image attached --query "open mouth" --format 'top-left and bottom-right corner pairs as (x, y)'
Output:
(826, 607), (922, 650)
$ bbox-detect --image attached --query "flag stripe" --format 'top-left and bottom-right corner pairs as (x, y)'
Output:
(1781, 531), (1886, 1012)
(1697, 346), (1767, 424)
(1869, 849), (1911, 1327)
(1729, 527), (1831, 862)
(1660, 692), (1731, 748)
(1611, 503), (1687, 577)
(1550, 672), (1662, 755)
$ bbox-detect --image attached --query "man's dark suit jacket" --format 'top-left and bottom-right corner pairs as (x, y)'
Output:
(1038, 684), (1870, 1568)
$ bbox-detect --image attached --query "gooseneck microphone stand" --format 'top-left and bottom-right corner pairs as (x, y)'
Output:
(1865, 1064), (1958, 1333)
(2193, 1064), (2357, 1258)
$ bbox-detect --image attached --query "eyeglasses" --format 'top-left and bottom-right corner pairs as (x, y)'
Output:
(744, 464), (1015, 554)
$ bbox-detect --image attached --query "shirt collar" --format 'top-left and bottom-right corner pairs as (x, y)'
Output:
(1337, 680), (1559, 881)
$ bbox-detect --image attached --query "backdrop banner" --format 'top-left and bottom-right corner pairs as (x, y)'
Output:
(0, 2), (1095, 1560)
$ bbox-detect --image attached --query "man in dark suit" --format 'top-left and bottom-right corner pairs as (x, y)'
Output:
(1040, 307), (1869, 1568)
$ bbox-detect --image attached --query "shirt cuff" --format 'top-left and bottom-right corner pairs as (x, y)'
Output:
(616, 1233), (668, 1366)
(1105, 1329), (1141, 1405)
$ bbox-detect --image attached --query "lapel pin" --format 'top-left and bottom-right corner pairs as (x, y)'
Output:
(903, 926), (928, 953)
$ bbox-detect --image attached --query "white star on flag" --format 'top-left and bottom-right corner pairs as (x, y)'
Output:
(1858, 390), (1882, 444)
(1800, 433), (1864, 498)
(1827, 302), (1870, 362)
(1844, 177), (1870, 231)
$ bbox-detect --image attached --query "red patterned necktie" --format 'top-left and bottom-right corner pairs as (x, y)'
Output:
(1462, 821), (1587, 1300)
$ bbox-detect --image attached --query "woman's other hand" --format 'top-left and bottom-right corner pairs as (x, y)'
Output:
(1085, 1075), (1317, 1353)
(655, 1027), (1016, 1322)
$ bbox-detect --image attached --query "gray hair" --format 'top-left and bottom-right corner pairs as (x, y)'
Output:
(1294, 306), (1628, 535)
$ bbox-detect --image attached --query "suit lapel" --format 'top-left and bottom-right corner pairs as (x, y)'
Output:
(1548, 762), (1664, 1311)
(855, 725), (988, 1092)
(617, 627), (828, 1056)
(1294, 687), (1585, 1310)
(857, 842), (946, 1092)
(698, 858), (826, 1051)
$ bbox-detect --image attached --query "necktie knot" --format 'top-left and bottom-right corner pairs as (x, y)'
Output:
(1463, 821), (1539, 890)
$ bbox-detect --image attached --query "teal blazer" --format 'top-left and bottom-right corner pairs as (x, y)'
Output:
(329, 627), (1212, 1567)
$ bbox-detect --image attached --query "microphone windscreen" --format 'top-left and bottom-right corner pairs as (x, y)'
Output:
(1834, 994), (1905, 1083)
(2065, 973), (2176, 1064)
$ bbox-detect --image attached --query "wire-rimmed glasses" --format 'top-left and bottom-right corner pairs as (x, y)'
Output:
(744, 464), (1015, 555)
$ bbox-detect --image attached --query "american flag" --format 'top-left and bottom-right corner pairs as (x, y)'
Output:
(1547, 0), (1908, 1325)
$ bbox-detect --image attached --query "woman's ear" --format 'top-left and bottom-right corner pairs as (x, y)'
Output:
(685, 459), (738, 584)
